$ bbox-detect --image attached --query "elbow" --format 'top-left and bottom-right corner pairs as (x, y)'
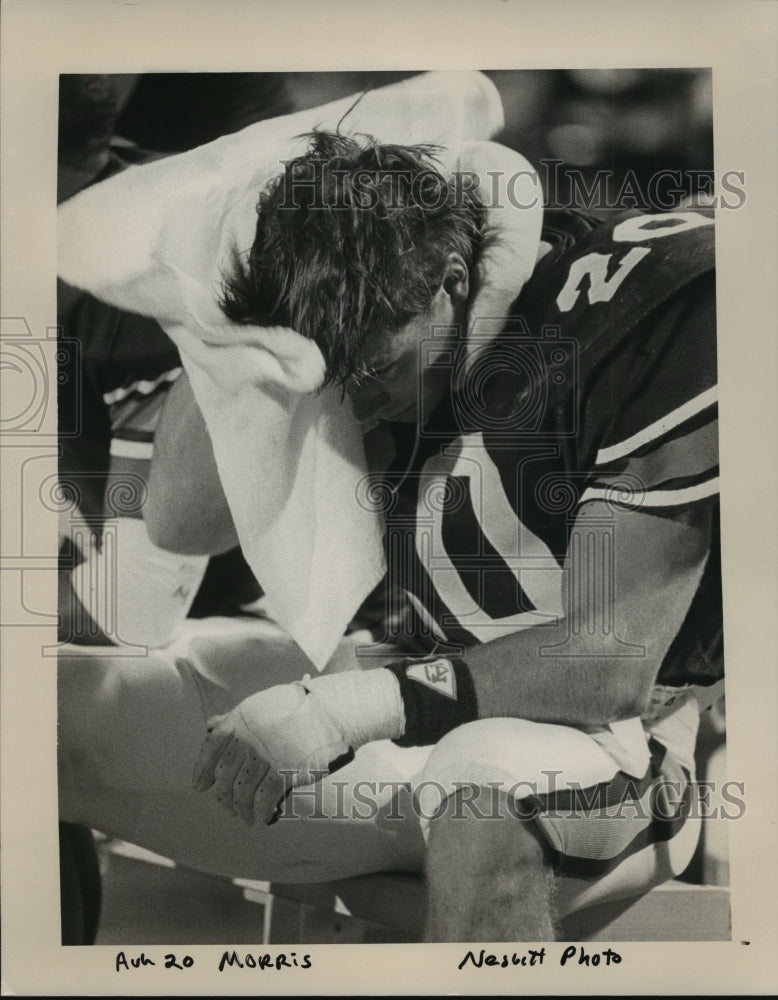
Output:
(144, 513), (225, 557)
(143, 501), (191, 554)
(144, 503), (238, 557)
(145, 462), (238, 556)
(143, 482), (216, 555)
(143, 510), (171, 551)
(144, 509), (198, 555)
(607, 671), (656, 723)
(577, 661), (657, 726)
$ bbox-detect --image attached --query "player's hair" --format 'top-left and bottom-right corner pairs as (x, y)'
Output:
(220, 130), (487, 387)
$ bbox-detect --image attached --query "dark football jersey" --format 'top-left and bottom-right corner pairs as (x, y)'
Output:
(382, 208), (721, 689)
(58, 137), (182, 524)
(58, 293), (182, 522)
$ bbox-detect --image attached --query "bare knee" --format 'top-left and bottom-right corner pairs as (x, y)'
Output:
(427, 785), (550, 882)
(418, 723), (559, 941)
(417, 720), (553, 879)
(425, 786), (556, 942)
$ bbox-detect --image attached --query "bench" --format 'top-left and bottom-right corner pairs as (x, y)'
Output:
(265, 874), (731, 943)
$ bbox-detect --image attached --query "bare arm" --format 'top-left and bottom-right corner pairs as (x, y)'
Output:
(193, 498), (712, 824)
(454, 501), (712, 726)
(352, 501), (711, 726)
(145, 370), (239, 555)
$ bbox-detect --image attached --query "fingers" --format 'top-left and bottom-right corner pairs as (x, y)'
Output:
(192, 717), (287, 827)
(219, 748), (288, 827)
(192, 715), (233, 791)
(191, 683), (329, 826)
(253, 768), (290, 827)
(233, 749), (271, 826)
(212, 736), (248, 815)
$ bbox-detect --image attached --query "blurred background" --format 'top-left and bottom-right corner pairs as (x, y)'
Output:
(59, 69), (715, 207)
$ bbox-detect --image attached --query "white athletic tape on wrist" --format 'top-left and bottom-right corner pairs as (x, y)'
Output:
(71, 517), (208, 647)
(303, 669), (406, 748)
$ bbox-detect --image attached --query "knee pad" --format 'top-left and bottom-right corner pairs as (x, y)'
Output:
(412, 719), (534, 838)
(413, 717), (623, 842)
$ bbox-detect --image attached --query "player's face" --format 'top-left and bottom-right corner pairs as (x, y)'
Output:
(348, 285), (461, 426)
(348, 255), (470, 427)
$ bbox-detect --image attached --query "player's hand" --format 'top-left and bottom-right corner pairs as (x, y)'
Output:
(192, 670), (405, 826)
(193, 681), (349, 826)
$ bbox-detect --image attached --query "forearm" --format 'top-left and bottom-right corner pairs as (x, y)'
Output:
(195, 508), (711, 827)
(461, 619), (658, 727)
(380, 504), (710, 733)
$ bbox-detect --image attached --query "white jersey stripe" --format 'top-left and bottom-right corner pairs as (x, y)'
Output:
(579, 477), (719, 509)
(595, 386), (717, 465)
(103, 367), (182, 406)
(416, 435), (563, 642)
(457, 434), (565, 614)
(109, 438), (154, 460)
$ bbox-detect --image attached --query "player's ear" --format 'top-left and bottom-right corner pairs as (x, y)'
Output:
(442, 252), (469, 306)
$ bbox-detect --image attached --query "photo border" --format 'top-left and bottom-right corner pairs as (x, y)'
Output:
(1, 0), (777, 994)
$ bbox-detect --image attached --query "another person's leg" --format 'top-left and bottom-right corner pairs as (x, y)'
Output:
(58, 623), (428, 883)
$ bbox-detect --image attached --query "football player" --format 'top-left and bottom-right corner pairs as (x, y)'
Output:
(192, 131), (722, 940)
(58, 131), (721, 943)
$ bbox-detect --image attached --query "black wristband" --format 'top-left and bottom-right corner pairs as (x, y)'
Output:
(385, 656), (479, 747)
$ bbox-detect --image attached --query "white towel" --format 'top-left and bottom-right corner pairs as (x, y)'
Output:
(57, 72), (505, 668)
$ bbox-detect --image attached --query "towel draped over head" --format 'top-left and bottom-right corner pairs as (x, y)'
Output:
(57, 71), (506, 668)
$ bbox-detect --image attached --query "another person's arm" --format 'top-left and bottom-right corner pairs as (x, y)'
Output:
(60, 364), (212, 648)
(145, 369), (239, 556)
